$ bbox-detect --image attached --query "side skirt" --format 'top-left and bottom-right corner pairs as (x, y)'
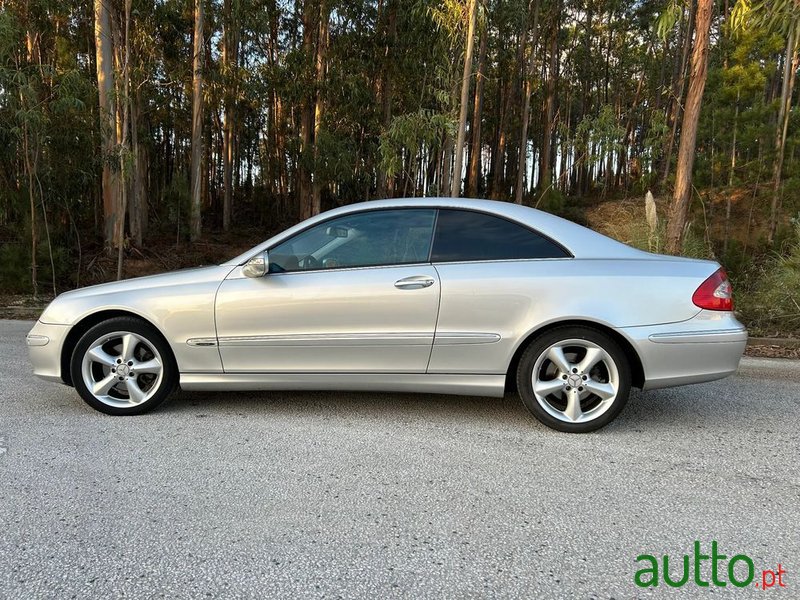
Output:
(179, 372), (506, 398)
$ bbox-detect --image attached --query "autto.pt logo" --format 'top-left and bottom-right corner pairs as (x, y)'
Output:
(635, 540), (787, 590)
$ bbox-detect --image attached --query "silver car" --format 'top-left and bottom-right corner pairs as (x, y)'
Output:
(27, 198), (746, 432)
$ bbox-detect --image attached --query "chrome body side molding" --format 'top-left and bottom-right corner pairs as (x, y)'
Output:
(433, 333), (501, 345)
(647, 328), (748, 344)
(180, 372), (506, 398)
(217, 332), (433, 347)
(209, 332), (502, 347)
(186, 337), (218, 347)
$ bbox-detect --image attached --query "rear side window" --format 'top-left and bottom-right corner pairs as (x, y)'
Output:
(431, 209), (569, 262)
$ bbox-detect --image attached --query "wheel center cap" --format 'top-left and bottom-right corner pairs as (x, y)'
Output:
(568, 374), (582, 387)
(117, 364), (130, 377)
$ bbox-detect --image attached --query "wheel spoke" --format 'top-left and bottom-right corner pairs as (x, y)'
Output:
(534, 378), (564, 397)
(92, 373), (118, 396)
(120, 333), (140, 362)
(87, 347), (117, 368)
(584, 380), (616, 400)
(125, 379), (146, 404)
(577, 347), (604, 374)
(563, 388), (582, 422)
(547, 346), (572, 373)
(134, 359), (161, 375)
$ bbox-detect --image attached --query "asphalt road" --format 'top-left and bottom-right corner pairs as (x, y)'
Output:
(1, 319), (798, 599)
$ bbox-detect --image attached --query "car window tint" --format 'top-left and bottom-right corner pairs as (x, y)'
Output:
(269, 209), (436, 272)
(431, 209), (569, 262)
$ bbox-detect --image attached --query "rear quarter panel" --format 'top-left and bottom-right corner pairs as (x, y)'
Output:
(428, 257), (717, 374)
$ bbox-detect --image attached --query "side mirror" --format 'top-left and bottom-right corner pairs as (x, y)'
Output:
(243, 251), (268, 278)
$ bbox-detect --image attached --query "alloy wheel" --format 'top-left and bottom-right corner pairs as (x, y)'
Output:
(81, 331), (164, 408)
(531, 338), (619, 424)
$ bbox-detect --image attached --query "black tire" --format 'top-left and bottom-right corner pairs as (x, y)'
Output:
(516, 326), (631, 433)
(70, 316), (178, 415)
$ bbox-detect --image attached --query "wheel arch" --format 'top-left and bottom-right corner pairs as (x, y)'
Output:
(504, 319), (645, 393)
(60, 309), (173, 386)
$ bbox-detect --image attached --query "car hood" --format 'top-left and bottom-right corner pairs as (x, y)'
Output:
(39, 265), (234, 325)
(58, 265), (231, 299)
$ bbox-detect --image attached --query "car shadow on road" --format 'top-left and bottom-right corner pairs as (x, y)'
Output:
(163, 387), (535, 429)
(150, 383), (755, 434)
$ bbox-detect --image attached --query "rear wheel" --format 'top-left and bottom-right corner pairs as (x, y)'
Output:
(70, 317), (178, 415)
(516, 326), (631, 432)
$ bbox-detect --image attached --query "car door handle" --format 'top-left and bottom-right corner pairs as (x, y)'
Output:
(394, 276), (435, 290)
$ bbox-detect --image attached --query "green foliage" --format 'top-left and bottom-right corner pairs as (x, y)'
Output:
(379, 110), (455, 179)
(731, 0), (800, 38)
(163, 175), (190, 232)
(537, 187), (565, 214)
(654, 0), (683, 42)
(737, 221), (800, 335)
(586, 105), (625, 162)
(0, 242), (31, 293)
(729, 0), (752, 34)
(427, 0), (469, 40)
(642, 111), (669, 173)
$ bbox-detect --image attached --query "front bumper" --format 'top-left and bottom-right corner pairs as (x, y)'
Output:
(620, 311), (747, 390)
(27, 321), (70, 384)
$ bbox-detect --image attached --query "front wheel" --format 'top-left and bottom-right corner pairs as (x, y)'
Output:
(516, 326), (631, 433)
(70, 317), (178, 415)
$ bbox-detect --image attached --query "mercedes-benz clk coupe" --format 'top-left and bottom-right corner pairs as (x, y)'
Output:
(27, 198), (747, 432)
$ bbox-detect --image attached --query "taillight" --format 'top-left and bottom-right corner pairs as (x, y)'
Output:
(692, 268), (733, 311)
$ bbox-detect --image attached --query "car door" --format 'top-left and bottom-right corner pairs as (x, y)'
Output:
(214, 208), (440, 373)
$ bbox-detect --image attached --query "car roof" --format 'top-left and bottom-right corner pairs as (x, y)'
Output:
(223, 197), (651, 265)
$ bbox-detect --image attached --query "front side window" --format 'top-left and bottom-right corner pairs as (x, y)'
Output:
(269, 209), (436, 272)
(431, 209), (569, 262)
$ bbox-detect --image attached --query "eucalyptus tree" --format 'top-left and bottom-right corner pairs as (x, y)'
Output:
(513, 0), (542, 204)
(662, 0), (714, 255)
(190, 0), (204, 241)
(450, 0), (478, 197)
(94, 0), (120, 247)
(220, 0), (241, 231)
(732, 0), (800, 244)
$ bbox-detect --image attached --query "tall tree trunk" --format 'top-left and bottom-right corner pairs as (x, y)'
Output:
(728, 89), (739, 188)
(222, 0), (237, 231)
(94, 0), (119, 247)
(298, 0), (317, 219)
(489, 81), (509, 198)
(491, 8), (531, 199)
(768, 26), (800, 245)
(441, 134), (453, 195)
(665, 0), (712, 255)
(661, 0), (696, 186)
(268, 4), (287, 209)
(538, 8), (559, 192)
(514, 0), (542, 204)
(450, 0), (478, 198)
(129, 79), (144, 246)
(189, 0), (204, 241)
(577, 2), (593, 195)
(312, 1), (330, 215)
(22, 127), (38, 298)
(376, 0), (397, 199)
(116, 0), (132, 280)
(724, 89), (739, 255)
(466, 28), (487, 197)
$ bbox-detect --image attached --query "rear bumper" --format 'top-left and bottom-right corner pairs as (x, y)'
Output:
(27, 321), (70, 384)
(620, 311), (747, 390)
